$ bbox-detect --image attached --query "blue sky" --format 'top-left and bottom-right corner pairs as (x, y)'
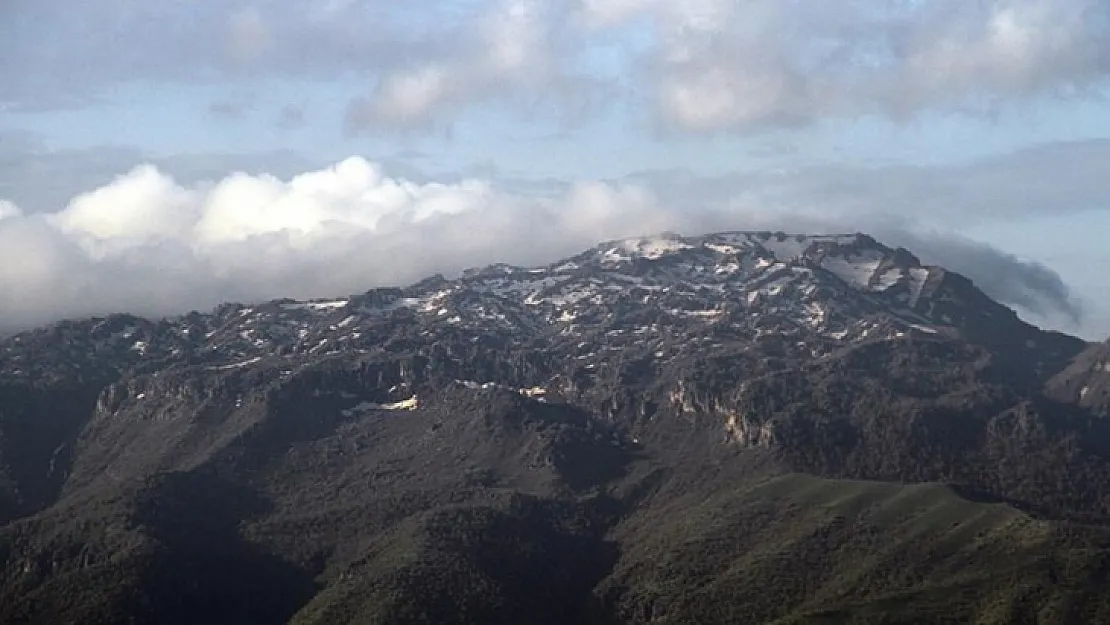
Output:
(1, 0), (1109, 337)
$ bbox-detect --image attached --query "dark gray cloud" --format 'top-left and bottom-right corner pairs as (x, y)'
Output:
(875, 228), (1083, 325)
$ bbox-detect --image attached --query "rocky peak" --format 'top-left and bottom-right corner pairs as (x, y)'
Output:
(0, 230), (1084, 388)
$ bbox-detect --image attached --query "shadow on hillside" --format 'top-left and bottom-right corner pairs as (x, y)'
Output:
(131, 470), (319, 625)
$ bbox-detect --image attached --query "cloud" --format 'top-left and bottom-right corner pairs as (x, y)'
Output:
(226, 6), (272, 67)
(0, 201), (21, 221)
(582, 0), (1110, 130)
(343, 0), (598, 131)
(0, 1), (445, 110)
(7, 1), (1106, 130)
(207, 99), (254, 119)
(0, 133), (319, 215)
(875, 228), (1083, 325)
(0, 158), (667, 332)
(276, 104), (307, 129)
(630, 138), (1110, 224)
(0, 156), (1088, 338)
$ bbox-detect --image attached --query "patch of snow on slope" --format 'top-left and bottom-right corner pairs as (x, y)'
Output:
(209, 356), (262, 370)
(875, 268), (903, 290)
(342, 396), (419, 415)
(705, 242), (746, 255)
(908, 268), (929, 306)
(308, 299), (349, 311)
(617, 236), (692, 260)
(758, 235), (814, 261)
(486, 275), (562, 300)
(670, 309), (723, 319)
(820, 255), (882, 290)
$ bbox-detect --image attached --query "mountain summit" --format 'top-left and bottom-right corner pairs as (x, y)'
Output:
(1, 230), (1107, 625)
(0, 230), (1078, 381)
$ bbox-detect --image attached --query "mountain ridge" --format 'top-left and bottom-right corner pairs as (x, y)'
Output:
(1, 230), (1087, 376)
(2, 229), (1108, 625)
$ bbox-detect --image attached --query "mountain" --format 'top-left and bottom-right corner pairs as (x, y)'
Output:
(2, 230), (1108, 625)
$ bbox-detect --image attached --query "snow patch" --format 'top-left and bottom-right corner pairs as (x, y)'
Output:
(342, 396), (419, 415)
(307, 299), (349, 311)
(457, 380), (502, 390)
(617, 235), (692, 260)
(705, 242), (745, 255)
(907, 268), (929, 307)
(519, 386), (547, 399)
(875, 268), (903, 290)
(209, 357), (262, 370)
(820, 256), (881, 290)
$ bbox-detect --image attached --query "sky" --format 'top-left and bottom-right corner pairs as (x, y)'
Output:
(1, 0), (1109, 339)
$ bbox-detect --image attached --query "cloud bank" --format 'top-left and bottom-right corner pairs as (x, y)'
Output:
(0, 157), (1084, 335)
(4, 0), (1109, 131)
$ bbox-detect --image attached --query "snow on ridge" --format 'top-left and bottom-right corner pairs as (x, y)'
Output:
(193, 230), (948, 356)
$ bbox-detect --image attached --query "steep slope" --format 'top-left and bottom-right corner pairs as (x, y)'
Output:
(0, 230), (1104, 624)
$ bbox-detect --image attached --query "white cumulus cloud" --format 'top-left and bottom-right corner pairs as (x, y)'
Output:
(0, 157), (689, 332)
(0, 155), (1092, 336)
